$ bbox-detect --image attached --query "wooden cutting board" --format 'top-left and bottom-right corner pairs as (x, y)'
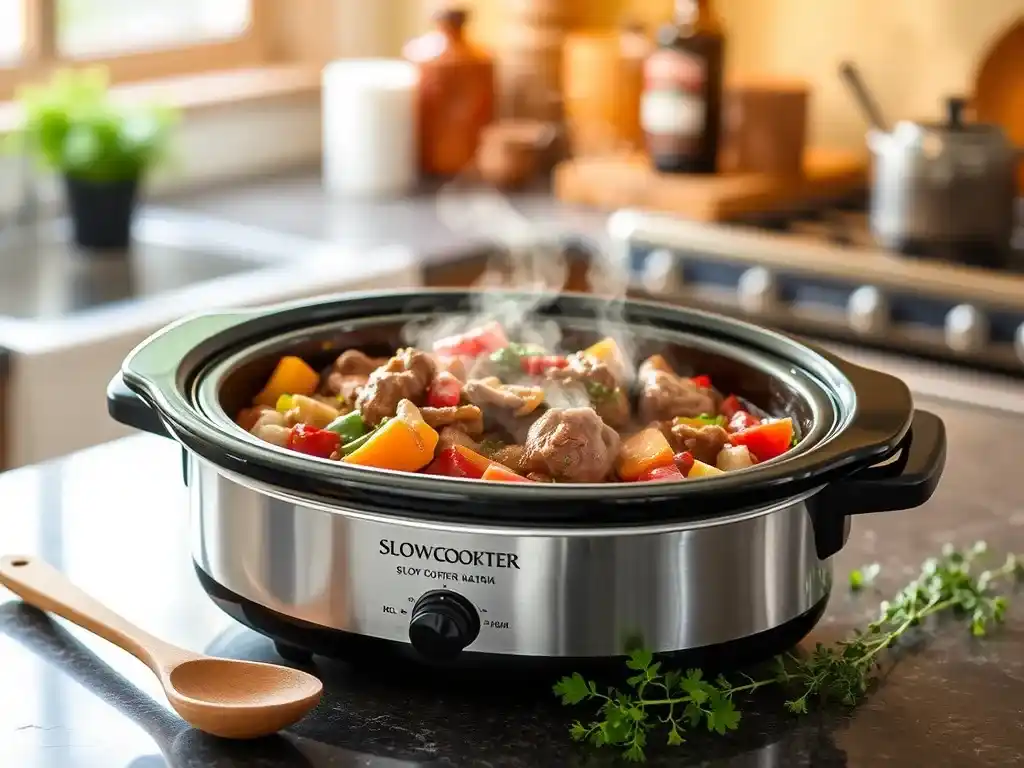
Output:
(553, 147), (868, 221)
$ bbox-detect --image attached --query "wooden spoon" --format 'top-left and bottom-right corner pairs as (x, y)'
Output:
(0, 554), (323, 739)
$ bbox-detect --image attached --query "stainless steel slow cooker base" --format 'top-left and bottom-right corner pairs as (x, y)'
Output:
(189, 455), (833, 663)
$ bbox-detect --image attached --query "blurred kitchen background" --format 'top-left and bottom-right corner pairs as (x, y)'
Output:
(0, 0), (1020, 470)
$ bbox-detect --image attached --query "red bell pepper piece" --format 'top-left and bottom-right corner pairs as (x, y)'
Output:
(432, 321), (509, 359)
(424, 446), (486, 479)
(481, 463), (533, 482)
(637, 463), (685, 482)
(729, 418), (794, 462)
(728, 409), (761, 432)
(691, 374), (712, 389)
(287, 424), (341, 458)
(720, 394), (742, 419)
(673, 451), (695, 477)
(520, 355), (569, 376)
(426, 371), (463, 408)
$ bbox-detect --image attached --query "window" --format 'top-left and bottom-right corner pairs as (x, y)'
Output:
(0, 0), (273, 102)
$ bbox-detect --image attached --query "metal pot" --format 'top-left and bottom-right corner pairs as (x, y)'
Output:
(868, 96), (1021, 258)
(106, 290), (946, 669)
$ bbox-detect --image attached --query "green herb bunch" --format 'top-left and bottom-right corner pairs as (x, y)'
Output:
(9, 67), (178, 183)
(554, 542), (1023, 762)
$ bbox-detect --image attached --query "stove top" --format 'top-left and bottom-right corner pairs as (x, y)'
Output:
(609, 198), (1024, 378)
(0, 212), (302, 321)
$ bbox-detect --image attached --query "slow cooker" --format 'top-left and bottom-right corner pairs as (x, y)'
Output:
(106, 290), (946, 670)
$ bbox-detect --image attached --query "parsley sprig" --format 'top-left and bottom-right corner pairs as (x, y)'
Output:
(554, 542), (1023, 762)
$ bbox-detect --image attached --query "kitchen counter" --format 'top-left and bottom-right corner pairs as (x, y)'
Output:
(2, 386), (1024, 767)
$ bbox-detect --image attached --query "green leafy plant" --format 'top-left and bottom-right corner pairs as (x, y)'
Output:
(8, 67), (178, 183)
(554, 542), (1023, 762)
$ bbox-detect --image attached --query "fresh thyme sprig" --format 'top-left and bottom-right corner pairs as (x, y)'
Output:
(554, 542), (1024, 762)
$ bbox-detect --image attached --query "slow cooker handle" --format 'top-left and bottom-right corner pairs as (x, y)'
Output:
(810, 409), (946, 560)
(107, 372), (171, 439)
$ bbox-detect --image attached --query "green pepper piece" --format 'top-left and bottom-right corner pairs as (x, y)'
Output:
(326, 410), (366, 443)
(340, 417), (388, 456)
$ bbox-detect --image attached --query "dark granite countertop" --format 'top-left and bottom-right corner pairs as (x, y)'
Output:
(2, 388), (1024, 767)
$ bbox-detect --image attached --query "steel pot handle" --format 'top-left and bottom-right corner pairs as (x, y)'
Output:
(107, 372), (170, 438)
(810, 409), (947, 560)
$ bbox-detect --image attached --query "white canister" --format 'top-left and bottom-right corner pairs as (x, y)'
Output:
(321, 59), (419, 198)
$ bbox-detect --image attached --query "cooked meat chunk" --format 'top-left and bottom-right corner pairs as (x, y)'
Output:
(491, 444), (527, 474)
(548, 353), (630, 428)
(522, 407), (620, 483)
(437, 426), (480, 453)
(322, 349), (390, 402)
(464, 377), (526, 411)
(356, 348), (437, 426)
(670, 423), (731, 465)
(637, 356), (718, 423)
(420, 405), (484, 437)
(716, 444), (755, 471)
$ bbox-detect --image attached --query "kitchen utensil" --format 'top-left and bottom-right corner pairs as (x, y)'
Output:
(105, 289), (945, 670)
(720, 78), (809, 176)
(553, 147), (867, 220)
(321, 59), (418, 198)
(837, 61), (889, 131)
(476, 120), (557, 189)
(862, 93), (1019, 260)
(562, 27), (652, 156)
(0, 555), (323, 738)
(973, 19), (1024, 194)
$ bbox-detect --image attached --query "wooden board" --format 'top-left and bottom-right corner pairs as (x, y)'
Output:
(553, 147), (869, 221)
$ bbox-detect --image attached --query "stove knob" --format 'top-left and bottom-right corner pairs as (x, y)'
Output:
(737, 267), (776, 314)
(847, 286), (888, 335)
(641, 249), (681, 294)
(408, 590), (480, 661)
(944, 304), (989, 353)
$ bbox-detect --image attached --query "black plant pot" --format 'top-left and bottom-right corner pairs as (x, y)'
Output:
(64, 175), (140, 251)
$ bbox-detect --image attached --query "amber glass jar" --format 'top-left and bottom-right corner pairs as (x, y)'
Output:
(403, 7), (496, 177)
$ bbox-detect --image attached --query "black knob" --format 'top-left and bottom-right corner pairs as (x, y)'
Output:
(408, 590), (480, 661)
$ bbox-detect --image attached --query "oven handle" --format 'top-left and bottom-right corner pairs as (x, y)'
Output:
(810, 409), (946, 560)
(107, 373), (171, 439)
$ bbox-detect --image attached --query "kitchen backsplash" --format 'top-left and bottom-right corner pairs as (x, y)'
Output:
(451, 0), (1020, 150)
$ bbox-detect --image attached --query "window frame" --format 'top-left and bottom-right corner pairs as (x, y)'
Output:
(0, 0), (275, 101)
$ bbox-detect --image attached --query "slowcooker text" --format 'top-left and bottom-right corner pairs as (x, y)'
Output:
(379, 539), (520, 569)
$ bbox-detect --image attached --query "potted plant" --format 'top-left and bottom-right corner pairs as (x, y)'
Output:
(10, 67), (177, 251)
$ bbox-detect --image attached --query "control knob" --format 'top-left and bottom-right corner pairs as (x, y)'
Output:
(847, 286), (888, 335)
(408, 590), (480, 661)
(944, 304), (989, 354)
(641, 249), (682, 294)
(737, 267), (777, 314)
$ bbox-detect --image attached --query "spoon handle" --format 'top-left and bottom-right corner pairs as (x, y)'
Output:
(0, 555), (192, 672)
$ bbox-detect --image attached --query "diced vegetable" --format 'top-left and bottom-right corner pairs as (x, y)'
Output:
(283, 395), (341, 429)
(520, 355), (568, 376)
(426, 371), (463, 408)
(237, 406), (270, 432)
(433, 321), (509, 358)
(674, 413), (726, 428)
(481, 463), (532, 482)
(673, 451), (695, 476)
(325, 410), (366, 443)
(455, 445), (495, 475)
(254, 356), (320, 407)
(720, 394), (743, 419)
(340, 418), (388, 456)
(637, 463), (685, 482)
(583, 337), (623, 365)
(343, 401), (439, 472)
(616, 427), (674, 482)
(275, 394), (295, 413)
(716, 444), (755, 471)
(687, 459), (725, 478)
(728, 410), (761, 432)
(287, 424), (341, 459)
(424, 446), (487, 479)
(507, 385), (546, 416)
(729, 417), (794, 462)
(691, 374), (712, 389)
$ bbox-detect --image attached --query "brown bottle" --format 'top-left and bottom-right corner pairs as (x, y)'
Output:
(641, 0), (726, 174)
(403, 7), (495, 177)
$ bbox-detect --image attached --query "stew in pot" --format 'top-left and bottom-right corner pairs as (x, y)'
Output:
(234, 321), (799, 483)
